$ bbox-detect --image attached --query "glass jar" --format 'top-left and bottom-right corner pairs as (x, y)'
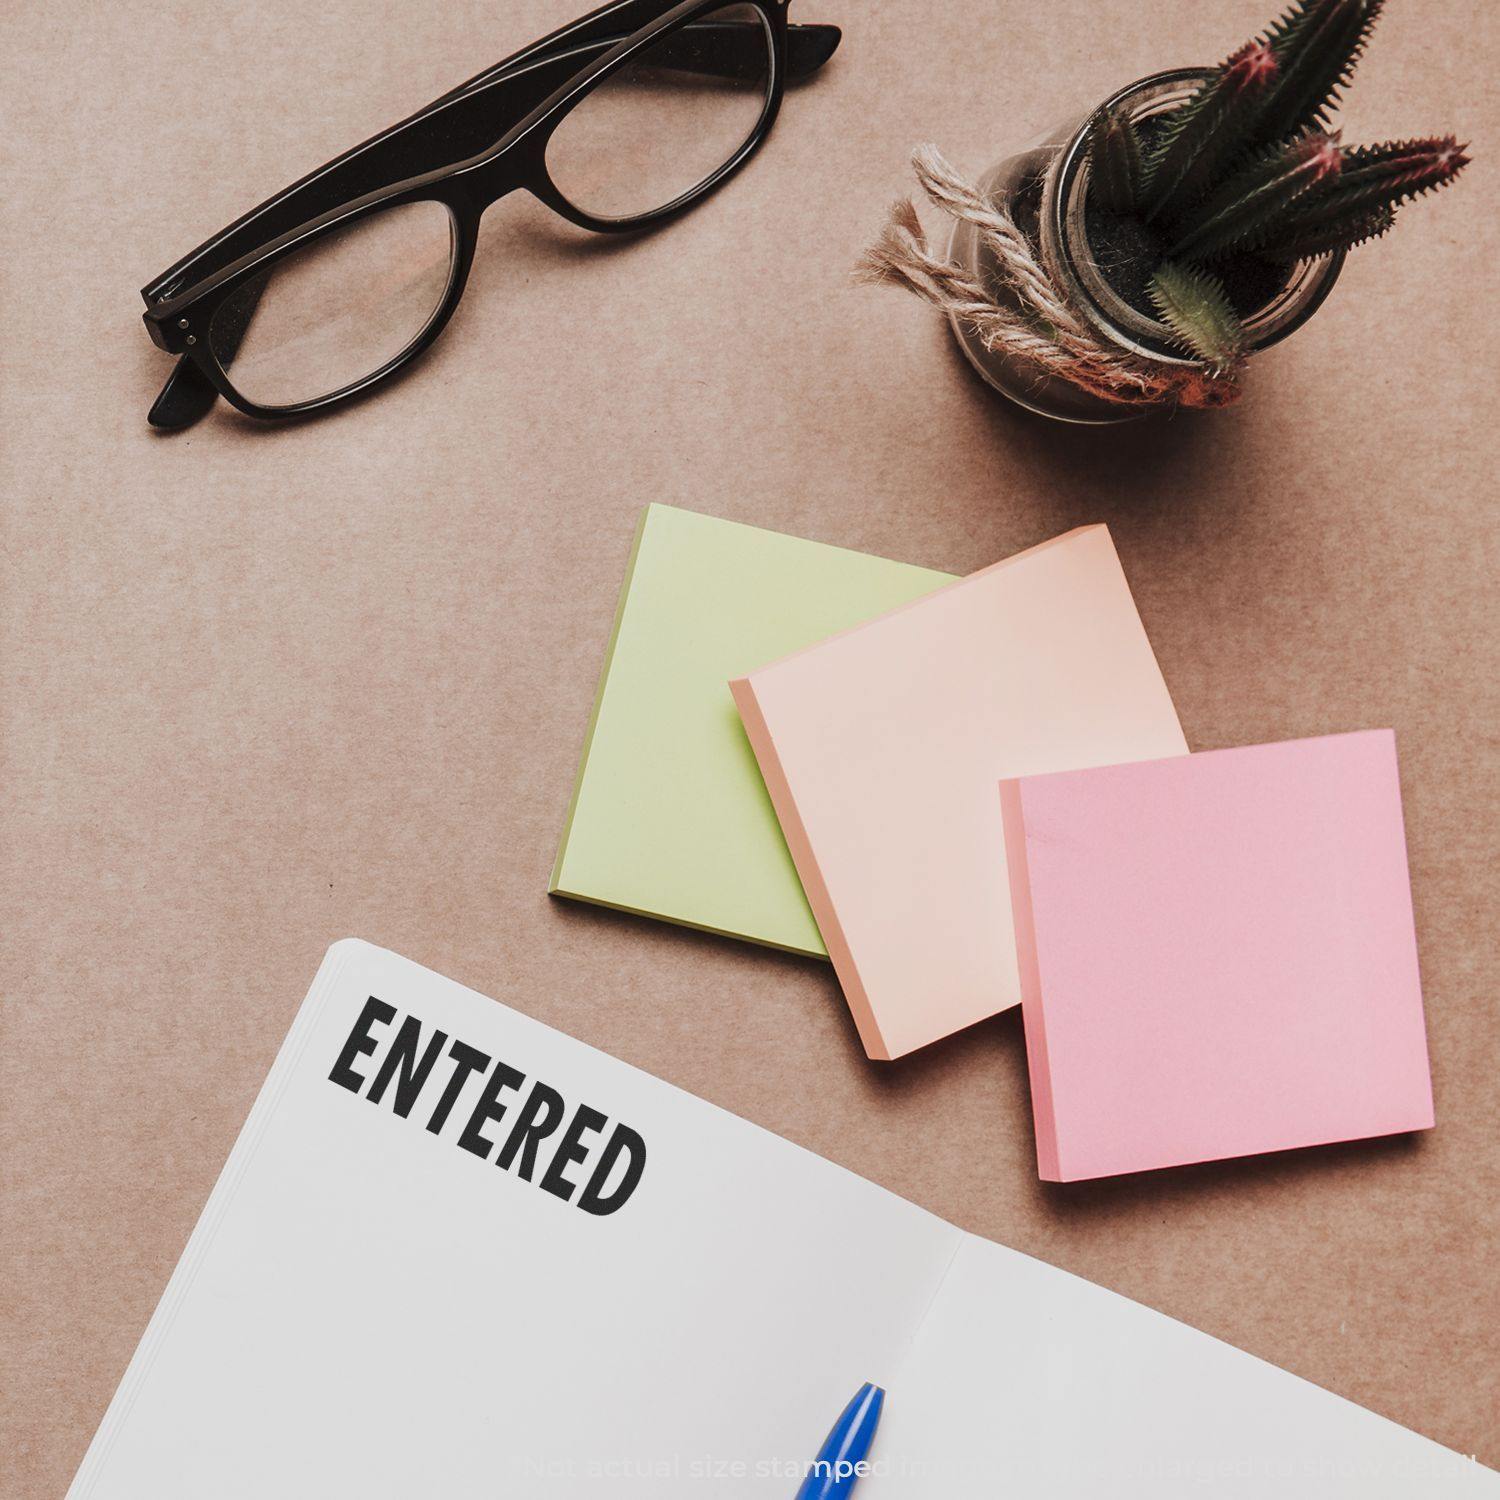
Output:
(947, 69), (1345, 424)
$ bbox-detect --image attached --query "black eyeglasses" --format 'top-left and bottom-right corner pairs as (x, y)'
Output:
(140, 0), (840, 430)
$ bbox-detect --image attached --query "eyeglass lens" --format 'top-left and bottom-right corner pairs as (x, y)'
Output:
(545, 3), (774, 220)
(208, 199), (457, 409)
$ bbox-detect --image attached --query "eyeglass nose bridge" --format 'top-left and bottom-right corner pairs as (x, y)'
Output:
(450, 129), (549, 222)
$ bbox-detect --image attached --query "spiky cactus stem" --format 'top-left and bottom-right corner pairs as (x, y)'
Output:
(1261, 205), (1395, 261)
(1147, 262), (1247, 374)
(1145, 42), (1279, 225)
(1087, 106), (1145, 215)
(1171, 132), (1343, 260)
(1252, 0), (1385, 147)
(1271, 137), (1470, 234)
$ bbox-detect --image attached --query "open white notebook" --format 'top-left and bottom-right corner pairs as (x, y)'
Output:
(70, 942), (1496, 1498)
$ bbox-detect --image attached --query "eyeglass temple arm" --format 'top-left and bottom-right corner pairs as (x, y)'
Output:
(638, 19), (839, 81)
(147, 15), (840, 429)
(445, 19), (839, 101)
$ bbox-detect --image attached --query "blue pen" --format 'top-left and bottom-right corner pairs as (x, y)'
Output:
(794, 1382), (884, 1499)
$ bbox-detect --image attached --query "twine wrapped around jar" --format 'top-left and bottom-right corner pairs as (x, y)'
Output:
(858, 146), (1242, 411)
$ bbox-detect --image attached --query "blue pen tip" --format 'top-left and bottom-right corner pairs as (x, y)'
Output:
(795, 1382), (886, 1499)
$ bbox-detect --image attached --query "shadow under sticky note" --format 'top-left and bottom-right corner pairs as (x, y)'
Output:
(550, 505), (954, 956)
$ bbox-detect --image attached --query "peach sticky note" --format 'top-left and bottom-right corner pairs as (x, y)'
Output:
(731, 526), (1187, 1060)
(1000, 730), (1435, 1182)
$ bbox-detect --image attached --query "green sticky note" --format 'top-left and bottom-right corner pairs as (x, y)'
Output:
(550, 505), (955, 956)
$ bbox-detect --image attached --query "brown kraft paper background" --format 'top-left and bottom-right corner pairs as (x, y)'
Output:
(2, 0), (1497, 1493)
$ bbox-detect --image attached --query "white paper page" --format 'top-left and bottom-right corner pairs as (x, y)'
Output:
(69, 941), (961, 1500)
(865, 1235), (1498, 1497)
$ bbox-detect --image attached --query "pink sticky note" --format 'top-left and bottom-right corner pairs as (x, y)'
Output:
(1000, 730), (1435, 1182)
(731, 526), (1187, 1060)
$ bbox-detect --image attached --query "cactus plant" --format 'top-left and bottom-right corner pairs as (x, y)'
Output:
(1084, 0), (1468, 371)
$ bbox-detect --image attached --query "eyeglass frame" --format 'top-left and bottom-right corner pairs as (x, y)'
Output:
(140, 0), (840, 428)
